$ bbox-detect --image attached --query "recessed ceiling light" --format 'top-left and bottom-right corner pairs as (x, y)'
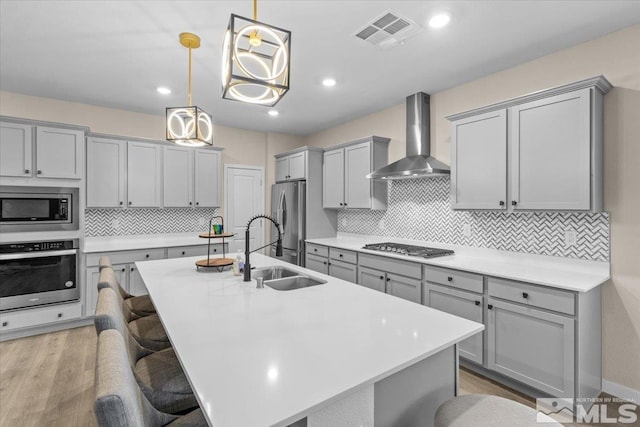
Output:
(322, 78), (336, 87)
(429, 13), (451, 29)
(157, 86), (171, 95)
(268, 110), (279, 117)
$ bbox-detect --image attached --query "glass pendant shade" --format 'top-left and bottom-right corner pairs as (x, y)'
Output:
(166, 106), (213, 147)
(222, 14), (291, 107)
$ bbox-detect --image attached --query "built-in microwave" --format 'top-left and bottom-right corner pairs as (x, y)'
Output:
(0, 186), (79, 232)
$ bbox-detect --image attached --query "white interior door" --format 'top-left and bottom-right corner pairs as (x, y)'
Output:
(224, 165), (264, 254)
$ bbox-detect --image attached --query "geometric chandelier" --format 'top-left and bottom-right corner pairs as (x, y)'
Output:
(166, 32), (213, 147)
(221, 0), (291, 107)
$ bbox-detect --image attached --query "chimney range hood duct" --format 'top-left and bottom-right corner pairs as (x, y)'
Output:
(366, 92), (450, 179)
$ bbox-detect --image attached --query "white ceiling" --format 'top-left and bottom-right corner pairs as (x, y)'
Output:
(1, 1), (639, 135)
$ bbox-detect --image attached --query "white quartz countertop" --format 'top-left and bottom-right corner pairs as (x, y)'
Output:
(306, 234), (610, 293)
(136, 254), (483, 427)
(83, 232), (229, 253)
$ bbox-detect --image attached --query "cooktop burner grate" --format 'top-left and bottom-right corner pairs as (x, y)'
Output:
(362, 242), (454, 259)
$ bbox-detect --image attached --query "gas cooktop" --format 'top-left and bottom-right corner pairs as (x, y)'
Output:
(362, 242), (454, 259)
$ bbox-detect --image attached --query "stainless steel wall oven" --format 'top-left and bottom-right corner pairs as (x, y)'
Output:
(0, 240), (79, 311)
(0, 186), (79, 233)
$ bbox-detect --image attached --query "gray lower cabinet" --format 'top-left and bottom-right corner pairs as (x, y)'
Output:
(386, 273), (421, 303)
(358, 266), (386, 292)
(487, 298), (575, 396)
(306, 253), (329, 275)
(329, 259), (357, 283)
(357, 255), (422, 303)
(427, 284), (483, 364)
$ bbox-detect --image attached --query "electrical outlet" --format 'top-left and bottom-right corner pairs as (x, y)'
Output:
(462, 224), (471, 237)
(564, 229), (577, 246)
(378, 219), (386, 230)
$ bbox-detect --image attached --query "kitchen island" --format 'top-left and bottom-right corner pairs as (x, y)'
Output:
(136, 253), (483, 427)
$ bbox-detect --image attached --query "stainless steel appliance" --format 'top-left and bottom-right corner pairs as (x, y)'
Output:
(0, 186), (79, 232)
(362, 242), (454, 259)
(0, 240), (79, 311)
(270, 181), (306, 266)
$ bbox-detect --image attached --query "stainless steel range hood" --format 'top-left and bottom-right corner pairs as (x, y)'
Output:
(366, 92), (450, 179)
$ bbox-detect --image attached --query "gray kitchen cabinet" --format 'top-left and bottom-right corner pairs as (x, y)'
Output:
(167, 244), (226, 258)
(427, 283), (484, 364)
(128, 265), (147, 297)
(0, 122), (32, 177)
(386, 273), (421, 303)
(329, 259), (357, 283)
(1, 122), (84, 180)
(87, 137), (127, 207)
(127, 141), (162, 208)
(194, 148), (221, 207)
(322, 148), (344, 208)
(0, 302), (82, 333)
(450, 110), (507, 209)
(306, 253), (329, 275)
(35, 126), (84, 179)
(86, 263), (128, 316)
(487, 298), (575, 396)
(275, 151), (306, 182)
(447, 76), (611, 212)
(163, 145), (193, 207)
(510, 89), (592, 210)
(358, 265), (386, 293)
(323, 136), (389, 209)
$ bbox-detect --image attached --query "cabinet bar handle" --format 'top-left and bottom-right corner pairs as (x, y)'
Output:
(447, 276), (453, 282)
(475, 301), (481, 306)
(522, 292), (529, 299)
(488, 304), (493, 310)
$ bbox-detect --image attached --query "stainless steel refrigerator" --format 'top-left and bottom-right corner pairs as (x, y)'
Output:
(270, 181), (306, 266)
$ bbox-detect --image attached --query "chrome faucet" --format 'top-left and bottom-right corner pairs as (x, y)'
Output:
(244, 215), (283, 282)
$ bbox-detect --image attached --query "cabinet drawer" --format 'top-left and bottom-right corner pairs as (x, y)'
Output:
(425, 266), (483, 294)
(86, 248), (166, 266)
(329, 259), (357, 283)
(359, 253), (422, 280)
(488, 277), (575, 315)
(329, 247), (357, 264)
(167, 244), (226, 259)
(306, 243), (329, 258)
(0, 303), (82, 332)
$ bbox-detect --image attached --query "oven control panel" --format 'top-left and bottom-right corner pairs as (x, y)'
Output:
(0, 240), (77, 254)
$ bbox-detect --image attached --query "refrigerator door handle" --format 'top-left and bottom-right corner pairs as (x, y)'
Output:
(281, 191), (287, 234)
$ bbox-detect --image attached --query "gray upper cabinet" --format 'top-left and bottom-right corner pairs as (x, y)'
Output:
(450, 110), (507, 209)
(323, 136), (389, 210)
(275, 151), (306, 182)
(87, 137), (126, 208)
(194, 149), (221, 208)
(1, 122), (83, 180)
(163, 146), (193, 207)
(127, 141), (162, 208)
(447, 76), (611, 212)
(510, 89), (591, 210)
(0, 122), (32, 177)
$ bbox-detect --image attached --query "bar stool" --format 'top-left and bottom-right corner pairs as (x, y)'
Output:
(98, 258), (156, 317)
(95, 273), (170, 351)
(435, 394), (562, 427)
(95, 287), (198, 414)
(95, 329), (206, 426)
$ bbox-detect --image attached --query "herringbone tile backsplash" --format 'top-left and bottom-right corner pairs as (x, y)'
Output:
(338, 177), (609, 261)
(85, 208), (219, 237)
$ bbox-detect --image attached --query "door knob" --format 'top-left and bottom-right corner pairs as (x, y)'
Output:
(24, 169), (30, 174)
(522, 292), (529, 299)
(512, 201), (518, 206)
(499, 200), (505, 206)
(488, 304), (493, 310)
(475, 301), (481, 306)
(447, 276), (453, 282)
(379, 276), (384, 280)
(37, 170), (42, 175)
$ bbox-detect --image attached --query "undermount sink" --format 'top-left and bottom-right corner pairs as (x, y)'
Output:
(251, 266), (327, 291)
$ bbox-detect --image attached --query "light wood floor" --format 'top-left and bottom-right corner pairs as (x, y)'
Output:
(0, 326), (637, 426)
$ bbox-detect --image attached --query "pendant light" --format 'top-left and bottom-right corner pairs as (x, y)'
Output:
(166, 32), (213, 147)
(221, 0), (291, 107)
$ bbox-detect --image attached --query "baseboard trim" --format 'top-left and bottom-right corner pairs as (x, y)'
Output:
(0, 317), (93, 342)
(603, 379), (640, 402)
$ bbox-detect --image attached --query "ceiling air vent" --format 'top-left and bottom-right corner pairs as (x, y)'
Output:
(355, 11), (422, 49)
